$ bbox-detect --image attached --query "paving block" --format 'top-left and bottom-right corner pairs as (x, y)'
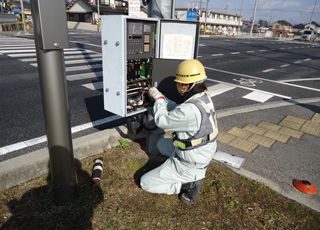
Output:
(263, 130), (291, 143)
(278, 126), (303, 139)
(227, 127), (253, 139)
(300, 120), (320, 137)
(278, 115), (306, 130)
(228, 137), (259, 153)
(247, 133), (276, 148)
(257, 121), (281, 131)
(217, 131), (237, 144)
(311, 113), (320, 123)
(243, 124), (268, 135)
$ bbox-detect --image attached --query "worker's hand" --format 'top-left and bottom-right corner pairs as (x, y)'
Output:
(148, 87), (164, 101)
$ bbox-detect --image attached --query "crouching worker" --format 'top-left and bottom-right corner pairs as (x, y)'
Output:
(140, 59), (218, 205)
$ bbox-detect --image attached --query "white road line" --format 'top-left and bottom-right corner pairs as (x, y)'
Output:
(259, 50), (266, 52)
(1, 48), (83, 54)
(204, 66), (320, 93)
(246, 51), (254, 53)
(199, 44), (206, 46)
(197, 56), (202, 58)
(67, 71), (103, 81)
(0, 44), (34, 47)
(82, 42), (102, 48)
(9, 50), (97, 58)
(19, 54), (102, 62)
(293, 61), (301, 64)
(280, 64), (290, 67)
(262, 69), (275, 73)
(295, 47), (299, 48)
(64, 58), (102, 65)
(278, 78), (320, 83)
(0, 46), (35, 50)
(69, 40), (90, 43)
(211, 54), (223, 57)
(243, 91), (274, 103)
(0, 115), (122, 156)
(205, 77), (291, 99)
(280, 48), (285, 49)
(231, 52), (240, 54)
(31, 63), (102, 71)
(82, 81), (103, 90)
(206, 84), (236, 96)
(303, 58), (311, 61)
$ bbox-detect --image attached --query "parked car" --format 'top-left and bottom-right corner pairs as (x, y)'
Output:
(300, 30), (317, 42)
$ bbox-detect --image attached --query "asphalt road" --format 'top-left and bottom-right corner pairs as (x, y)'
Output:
(0, 30), (319, 161)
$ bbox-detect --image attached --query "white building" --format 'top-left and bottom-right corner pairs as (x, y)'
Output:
(176, 8), (242, 35)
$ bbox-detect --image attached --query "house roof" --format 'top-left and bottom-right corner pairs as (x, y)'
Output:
(293, 23), (305, 28)
(140, 6), (148, 14)
(66, 0), (94, 12)
(306, 21), (320, 27)
(10, 0), (31, 10)
(275, 20), (292, 26)
(67, 0), (127, 15)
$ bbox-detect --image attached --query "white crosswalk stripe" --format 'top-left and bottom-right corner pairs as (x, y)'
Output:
(0, 35), (103, 83)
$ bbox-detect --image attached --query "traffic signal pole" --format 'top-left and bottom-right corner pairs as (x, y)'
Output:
(30, 0), (77, 205)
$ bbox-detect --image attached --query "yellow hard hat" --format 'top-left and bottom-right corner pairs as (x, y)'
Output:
(175, 59), (207, 84)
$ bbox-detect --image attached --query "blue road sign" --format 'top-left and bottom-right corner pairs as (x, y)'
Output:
(186, 11), (197, 21)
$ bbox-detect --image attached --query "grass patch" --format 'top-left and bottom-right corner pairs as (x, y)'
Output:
(0, 140), (319, 229)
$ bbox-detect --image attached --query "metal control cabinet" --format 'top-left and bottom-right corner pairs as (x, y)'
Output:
(101, 15), (200, 117)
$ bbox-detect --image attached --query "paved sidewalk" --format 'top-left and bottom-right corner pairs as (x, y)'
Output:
(0, 97), (319, 212)
(216, 98), (320, 212)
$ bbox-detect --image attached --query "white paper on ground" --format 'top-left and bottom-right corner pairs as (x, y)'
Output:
(212, 151), (245, 170)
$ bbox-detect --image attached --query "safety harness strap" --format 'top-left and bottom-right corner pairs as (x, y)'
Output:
(173, 132), (217, 150)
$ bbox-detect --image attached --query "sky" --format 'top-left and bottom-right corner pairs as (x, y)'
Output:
(175, 0), (320, 25)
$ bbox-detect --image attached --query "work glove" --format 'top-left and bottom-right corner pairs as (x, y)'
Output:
(148, 87), (164, 101)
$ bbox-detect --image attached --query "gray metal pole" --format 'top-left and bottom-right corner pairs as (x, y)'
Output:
(204, 0), (209, 34)
(97, 0), (100, 32)
(19, 0), (26, 32)
(171, 0), (175, 19)
(238, 0), (243, 36)
(250, 0), (258, 37)
(308, 0), (317, 30)
(30, 0), (76, 205)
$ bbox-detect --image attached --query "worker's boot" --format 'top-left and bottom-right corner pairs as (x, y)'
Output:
(179, 179), (203, 205)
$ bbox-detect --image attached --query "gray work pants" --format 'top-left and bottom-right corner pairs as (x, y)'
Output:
(140, 138), (215, 195)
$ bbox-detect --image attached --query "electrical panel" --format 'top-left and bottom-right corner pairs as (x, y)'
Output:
(101, 15), (200, 117)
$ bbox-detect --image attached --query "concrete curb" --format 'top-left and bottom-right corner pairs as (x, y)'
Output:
(231, 167), (320, 212)
(0, 123), (144, 191)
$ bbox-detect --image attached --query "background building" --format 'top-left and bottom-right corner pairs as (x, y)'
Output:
(176, 8), (242, 35)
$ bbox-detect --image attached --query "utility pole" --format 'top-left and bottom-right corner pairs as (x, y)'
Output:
(238, 0), (244, 36)
(308, 0), (317, 30)
(19, 0), (26, 32)
(97, 0), (100, 32)
(204, 0), (209, 34)
(250, 0), (258, 37)
(225, 2), (230, 13)
(30, 0), (77, 205)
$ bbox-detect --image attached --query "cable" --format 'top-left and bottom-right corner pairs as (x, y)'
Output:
(142, 0), (150, 6)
